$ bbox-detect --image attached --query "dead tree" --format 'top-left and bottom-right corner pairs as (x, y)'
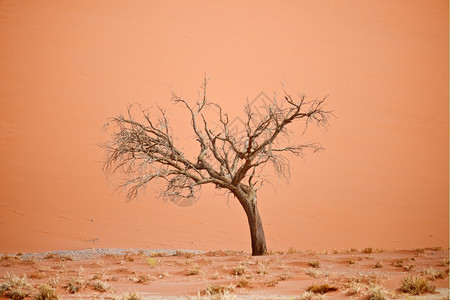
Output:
(103, 78), (331, 256)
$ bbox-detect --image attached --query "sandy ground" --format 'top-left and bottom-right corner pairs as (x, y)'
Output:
(0, 247), (448, 299)
(0, 0), (448, 256)
(0, 5), (448, 300)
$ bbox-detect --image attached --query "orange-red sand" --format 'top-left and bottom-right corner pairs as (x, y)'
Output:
(0, 0), (448, 277)
(0, 248), (448, 299)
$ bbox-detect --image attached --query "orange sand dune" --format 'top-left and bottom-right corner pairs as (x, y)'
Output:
(0, 0), (448, 254)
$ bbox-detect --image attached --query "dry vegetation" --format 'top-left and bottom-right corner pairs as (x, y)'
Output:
(0, 247), (447, 299)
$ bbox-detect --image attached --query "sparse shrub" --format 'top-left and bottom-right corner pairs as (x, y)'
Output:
(44, 253), (57, 259)
(368, 288), (386, 300)
(233, 264), (247, 276)
(440, 258), (450, 266)
(29, 272), (47, 279)
(6, 288), (29, 300)
(123, 253), (135, 262)
(350, 248), (358, 252)
(119, 291), (143, 300)
(64, 277), (84, 294)
(59, 255), (73, 262)
(47, 277), (60, 289)
(256, 261), (269, 275)
(422, 267), (449, 280)
(374, 261), (382, 268)
(149, 251), (166, 257)
(187, 264), (202, 276)
(414, 248), (425, 255)
(137, 274), (155, 284)
(430, 246), (442, 251)
(22, 257), (36, 265)
(202, 284), (235, 296)
(298, 291), (315, 300)
(236, 277), (252, 288)
(33, 284), (59, 300)
(146, 257), (158, 267)
(363, 248), (373, 254)
(264, 276), (279, 287)
(348, 259), (355, 265)
(208, 271), (219, 280)
(0, 273), (33, 300)
(346, 281), (364, 296)
(304, 268), (327, 278)
(279, 269), (292, 281)
(308, 260), (320, 268)
(287, 247), (298, 254)
(90, 280), (110, 292)
(403, 263), (415, 272)
(400, 276), (435, 295)
(306, 283), (338, 294)
(174, 251), (195, 259)
(93, 272), (105, 280)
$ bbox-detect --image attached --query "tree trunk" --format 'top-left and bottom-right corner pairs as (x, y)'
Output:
(235, 190), (267, 256)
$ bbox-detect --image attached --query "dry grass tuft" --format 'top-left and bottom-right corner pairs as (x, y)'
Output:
(304, 268), (327, 278)
(264, 276), (279, 287)
(374, 261), (383, 268)
(236, 276), (253, 288)
(146, 257), (158, 268)
(5, 289), (30, 300)
(90, 280), (110, 292)
(440, 258), (450, 266)
(256, 261), (270, 275)
(345, 281), (365, 296)
(118, 291), (144, 300)
(149, 252), (167, 257)
(0, 273), (33, 300)
(298, 291), (316, 300)
(174, 251), (195, 259)
(403, 263), (415, 272)
(123, 253), (135, 262)
(279, 269), (292, 281)
(29, 271), (47, 279)
(64, 277), (84, 294)
(287, 247), (298, 254)
(59, 255), (74, 262)
(137, 274), (156, 284)
(233, 264), (247, 276)
(306, 283), (338, 294)
(202, 283), (235, 296)
(44, 253), (57, 260)
(187, 264), (202, 276)
(22, 256), (36, 265)
(33, 284), (59, 300)
(422, 267), (449, 280)
(367, 285), (387, 300)
(308, 260), (320, 268)
(399, 276), (435, 295)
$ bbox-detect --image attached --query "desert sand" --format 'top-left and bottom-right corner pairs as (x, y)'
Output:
(0, 2), (448, 298)
(0, 247), (449, 299)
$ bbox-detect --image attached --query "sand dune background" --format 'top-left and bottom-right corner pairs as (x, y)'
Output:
(0, 0), (448, 254)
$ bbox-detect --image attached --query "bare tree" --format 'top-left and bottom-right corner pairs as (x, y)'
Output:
(103, 78), (331, 256)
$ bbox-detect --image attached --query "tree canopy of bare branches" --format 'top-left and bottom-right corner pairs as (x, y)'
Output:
(103, 78), (332, 255)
